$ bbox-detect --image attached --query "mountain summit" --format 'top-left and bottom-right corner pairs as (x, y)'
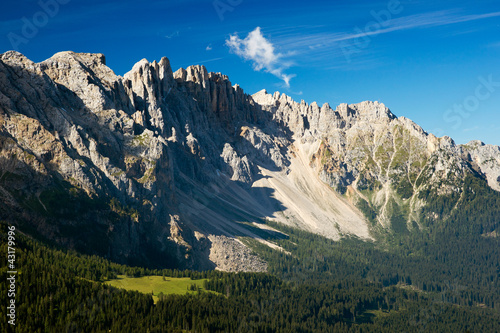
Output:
(1, 51), (499, 270)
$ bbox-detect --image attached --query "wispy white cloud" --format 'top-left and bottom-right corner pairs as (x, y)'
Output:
(487, 41), (500, 48)
(270, 10), (500, 67)
(206, 44), (212, 51)
(279, 10), (500, 49)
(165, 30), (180, 39)
(463, 126), (480, 132)
(226, 27), (295, 87)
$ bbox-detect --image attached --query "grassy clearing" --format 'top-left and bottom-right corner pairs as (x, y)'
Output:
(105, 275), (214, 303)
(363, 309), (396, 318)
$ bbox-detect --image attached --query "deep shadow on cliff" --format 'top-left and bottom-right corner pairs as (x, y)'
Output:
(0, 51), (298, 271)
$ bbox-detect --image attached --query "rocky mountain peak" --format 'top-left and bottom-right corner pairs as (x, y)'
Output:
(251, 89), (275, 105)
(51, 51), (106, 66)
(174, 65), (209, 87)
(124, 56), (174, 91)
(172, 64), (257, 128)
(1, 50), (34, 67)
(342, 100), (396, 121)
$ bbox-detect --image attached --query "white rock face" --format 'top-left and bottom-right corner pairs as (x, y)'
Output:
(208, 235), (267, 272)
(463, 141), (500, 192)
(220, 143), (253, 183)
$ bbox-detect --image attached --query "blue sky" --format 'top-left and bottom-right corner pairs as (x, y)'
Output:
(1, 0), (499, 144)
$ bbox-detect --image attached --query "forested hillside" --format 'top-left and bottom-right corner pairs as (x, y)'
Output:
(1, 223), (499, 332)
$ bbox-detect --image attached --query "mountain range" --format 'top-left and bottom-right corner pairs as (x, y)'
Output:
(1, 50), (499, 271)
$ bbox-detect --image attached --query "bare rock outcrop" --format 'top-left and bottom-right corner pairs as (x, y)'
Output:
(208, 235), (267, 272)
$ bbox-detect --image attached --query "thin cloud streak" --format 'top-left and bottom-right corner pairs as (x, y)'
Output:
(273, 10), (500, 62)
(463, 126), (480, 132)
(165, 30), (180, 39)
(180, 57), (224, 68)
(487, 41), (500, 48)
(197, 57), (223, 64)
(286, 10), (500, 47)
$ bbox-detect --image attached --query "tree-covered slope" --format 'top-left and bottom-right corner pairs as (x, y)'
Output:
(1, 226), (499, 332)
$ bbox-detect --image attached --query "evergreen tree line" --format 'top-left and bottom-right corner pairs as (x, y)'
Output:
(247, 221), (500, 310)
(1, 229), (499, 332)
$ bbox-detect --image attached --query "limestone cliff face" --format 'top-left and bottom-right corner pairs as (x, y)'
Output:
(0, 51), (179, 267)
(1, 51), (499, 270)
(252, 90), (500, 230)
(462, 140), (500, 192)
(173, 66), (257, 127)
